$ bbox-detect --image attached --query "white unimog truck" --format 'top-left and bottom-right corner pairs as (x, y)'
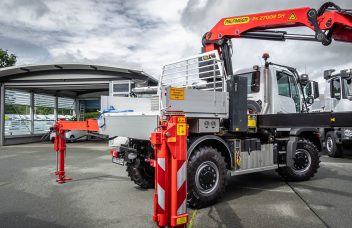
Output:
(98, 2), (352, 208)
(99, 52), (323, 208)
(311, 69), (352, 157)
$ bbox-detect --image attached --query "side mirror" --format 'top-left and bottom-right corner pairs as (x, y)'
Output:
(312, 81), (319, 99)
(299, 74), (309, 86)
(306, 96), (314, 105)
(305, 81), (319, 99)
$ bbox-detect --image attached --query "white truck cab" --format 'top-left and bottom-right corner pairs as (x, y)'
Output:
(312, 69), (352, 157)
(234, 65), (312, 115)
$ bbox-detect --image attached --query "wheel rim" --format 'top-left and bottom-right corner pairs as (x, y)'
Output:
(326, 137), (333, 152)
(292, 149), (312, 173)
(195, 161), (219, 195)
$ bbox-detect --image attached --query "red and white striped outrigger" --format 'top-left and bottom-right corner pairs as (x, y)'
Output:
(150, 114), (188, 228)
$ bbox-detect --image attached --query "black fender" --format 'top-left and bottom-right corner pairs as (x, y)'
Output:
(289, 128), (319, 136)
(289, 128), (322, 152)
(187, 135), (233, 169)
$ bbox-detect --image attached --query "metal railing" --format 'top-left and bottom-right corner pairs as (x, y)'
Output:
(160, 51), (226, 92)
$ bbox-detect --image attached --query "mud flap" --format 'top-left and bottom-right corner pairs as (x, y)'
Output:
(286, 136), (298, 167)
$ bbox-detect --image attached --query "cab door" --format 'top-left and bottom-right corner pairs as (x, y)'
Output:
(325, 78), (341, 111)
(275, 71), (297, 113)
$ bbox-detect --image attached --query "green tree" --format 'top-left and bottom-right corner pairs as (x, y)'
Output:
(0, 48), (17, 68)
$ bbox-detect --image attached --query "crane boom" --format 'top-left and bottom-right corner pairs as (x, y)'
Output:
(202, 2), (352, 75)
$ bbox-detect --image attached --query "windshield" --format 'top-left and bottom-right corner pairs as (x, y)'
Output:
(235, 71), (260, 94)
(344, 78), (352, 97)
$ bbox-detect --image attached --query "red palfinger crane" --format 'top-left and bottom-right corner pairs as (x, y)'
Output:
(202, 2), (352, 75)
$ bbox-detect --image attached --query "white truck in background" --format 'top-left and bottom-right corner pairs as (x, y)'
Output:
(309, 69), (352, 157)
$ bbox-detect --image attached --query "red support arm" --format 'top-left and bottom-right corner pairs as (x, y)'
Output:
(52, 119), (99, 184)
(54, 119), (99, 132)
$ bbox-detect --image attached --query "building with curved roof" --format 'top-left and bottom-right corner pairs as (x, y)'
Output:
(0, 64), (157, 145)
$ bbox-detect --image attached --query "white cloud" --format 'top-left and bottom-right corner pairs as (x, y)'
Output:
(0, 0), (351, 80)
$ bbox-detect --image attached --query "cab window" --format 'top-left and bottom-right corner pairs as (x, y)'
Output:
(331, 79), (341, 99)
(277, 72), (290, 97)
(343, 78), (352, 97)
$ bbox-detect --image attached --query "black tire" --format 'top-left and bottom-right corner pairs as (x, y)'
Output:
(187, 146), (227, 208)
(126, 158), (154, 189)
(69, 135), (75, 143)
(326, 132), (342, 157)
(278, 139), (320, 181)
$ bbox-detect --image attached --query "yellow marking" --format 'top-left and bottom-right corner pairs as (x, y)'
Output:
(252, 13), (285, 21)
(248, 119), (257, 128)
(170, 87), (184, 100)
(178, 117), (186, 123)
(167, 137), (176, 143)
(177, 123), (186, 136)
(288, 12), (297, 21)
(224, 16), (250, 25)
(236, 151), (241, 167)
(330, 117), (336, 123)
(176, 216), (188, 225)
(188, 209), (198, 228)
(202, 55), (211, 60)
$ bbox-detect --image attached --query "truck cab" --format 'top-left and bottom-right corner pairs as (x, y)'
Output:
(312, 69), (352, 157)
(234, 65), (309, 115)
(322, 69), (352, 112)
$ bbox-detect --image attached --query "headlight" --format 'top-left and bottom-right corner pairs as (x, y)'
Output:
(344, 129), (352, 137)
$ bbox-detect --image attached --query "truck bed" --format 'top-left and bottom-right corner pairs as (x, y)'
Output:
(99, 112), (158, 140)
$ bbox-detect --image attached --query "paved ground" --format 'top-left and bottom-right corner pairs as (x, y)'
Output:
(0, 142), (351, 228)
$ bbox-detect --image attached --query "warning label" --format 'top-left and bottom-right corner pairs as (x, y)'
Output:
(169, 87), (184, 100)
(178, 117), (186, 123)
(288, 12), (297, 21)
(177, 123), (186, 136)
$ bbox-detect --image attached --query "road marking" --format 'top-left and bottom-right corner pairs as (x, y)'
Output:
(188, 209), (198, 228)
(286, 182), (329, 227)
(237, 186), (292, 193)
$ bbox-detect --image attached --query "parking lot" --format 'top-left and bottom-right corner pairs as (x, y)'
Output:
(0, 142), (351, 228)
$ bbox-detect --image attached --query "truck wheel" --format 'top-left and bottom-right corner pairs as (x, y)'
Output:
(126, 158), (154, 189)
(187, 146), (227, 208)
(278, 139), (320, 181)
(326, 132), (342, 157)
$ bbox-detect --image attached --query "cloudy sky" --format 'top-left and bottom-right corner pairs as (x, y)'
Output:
(0, 0), (351, 83)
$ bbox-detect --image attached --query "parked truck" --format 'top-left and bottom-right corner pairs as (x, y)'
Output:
(310, 69), (352, 157)
(98, 2), (352, 208)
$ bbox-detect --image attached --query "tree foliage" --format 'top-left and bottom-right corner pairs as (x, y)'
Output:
(0, 48), (17, 68)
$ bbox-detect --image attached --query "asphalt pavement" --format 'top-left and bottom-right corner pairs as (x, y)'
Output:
(0, 142), (351, 228)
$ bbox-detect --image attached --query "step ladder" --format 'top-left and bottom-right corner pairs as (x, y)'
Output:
(79, 102), (85, 121)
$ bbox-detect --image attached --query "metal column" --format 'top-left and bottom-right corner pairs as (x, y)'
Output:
(73, 98), (79, 120)
(0, 83), (4, 146)
(54, 96), (58, 121)
(30, 92), (34, 134)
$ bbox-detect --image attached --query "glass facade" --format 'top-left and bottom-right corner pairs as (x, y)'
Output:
(34, 94), (55, 134)
(4, 89), (75, 136)
(4, 90), (31, 136)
